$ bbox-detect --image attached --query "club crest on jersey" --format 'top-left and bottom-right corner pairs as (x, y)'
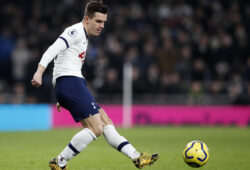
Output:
(68, 29), (77, 37)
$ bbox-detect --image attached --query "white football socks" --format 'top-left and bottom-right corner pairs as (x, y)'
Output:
(57, 125), (140, 168)
(57, 128), (97, 167)
(103, 125), (140, 159)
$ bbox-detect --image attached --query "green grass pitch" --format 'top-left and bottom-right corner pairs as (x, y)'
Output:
(0, 126), (250, 170)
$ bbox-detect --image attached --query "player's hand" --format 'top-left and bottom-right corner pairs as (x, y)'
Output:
(31, 71), (42, 88)
(57, 102), (61, 112)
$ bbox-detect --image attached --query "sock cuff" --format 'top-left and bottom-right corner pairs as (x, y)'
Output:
(84, 128), (97, 140)
(103, 124), (115, 130)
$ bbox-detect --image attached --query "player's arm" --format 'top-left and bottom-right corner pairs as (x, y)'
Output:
(31, 37), (67, 88)
(31, 64), (46, 88)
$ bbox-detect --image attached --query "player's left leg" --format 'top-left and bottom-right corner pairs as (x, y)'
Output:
(99, 108), (159, 168)
(49, 114), (101, 170)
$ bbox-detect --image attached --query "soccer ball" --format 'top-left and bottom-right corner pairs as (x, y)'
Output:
(182, 140), (209, 168)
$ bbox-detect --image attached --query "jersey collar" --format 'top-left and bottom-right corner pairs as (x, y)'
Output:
(84, 27), (88, 40)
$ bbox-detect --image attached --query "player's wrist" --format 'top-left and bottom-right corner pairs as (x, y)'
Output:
(37, 64), (46, 74)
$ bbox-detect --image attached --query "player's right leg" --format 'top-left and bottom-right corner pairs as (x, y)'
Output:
(49, 113), (103, 170)
(99, 108), (159, 169)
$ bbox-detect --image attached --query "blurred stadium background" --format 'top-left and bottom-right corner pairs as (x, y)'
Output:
(0, 0), (250, 105)
(0, 0), (250, 169)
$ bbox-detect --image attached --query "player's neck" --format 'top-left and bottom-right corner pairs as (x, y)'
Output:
(82, 21), (89, 37)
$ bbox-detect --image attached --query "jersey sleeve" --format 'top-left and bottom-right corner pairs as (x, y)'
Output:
(39, 38), (67, 68)
(58, 26), (81, 48)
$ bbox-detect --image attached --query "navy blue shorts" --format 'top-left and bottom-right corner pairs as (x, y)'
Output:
(55, 76), (100, 122)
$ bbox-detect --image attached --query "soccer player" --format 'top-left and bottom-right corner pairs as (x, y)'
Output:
(31, 1), (159, 170)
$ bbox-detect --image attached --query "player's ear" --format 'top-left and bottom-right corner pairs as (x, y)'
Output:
(84, 16), (90, 24)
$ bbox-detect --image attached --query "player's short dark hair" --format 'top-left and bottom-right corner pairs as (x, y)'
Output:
(84, 1), (108, 19)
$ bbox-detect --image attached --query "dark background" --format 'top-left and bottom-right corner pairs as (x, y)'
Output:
(0, 0), (250, 105)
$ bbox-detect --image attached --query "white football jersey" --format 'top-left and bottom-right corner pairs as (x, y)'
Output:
(39, 22), (88, 85)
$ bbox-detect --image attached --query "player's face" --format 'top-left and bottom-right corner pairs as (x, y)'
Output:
(87, 12), (107, 36)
